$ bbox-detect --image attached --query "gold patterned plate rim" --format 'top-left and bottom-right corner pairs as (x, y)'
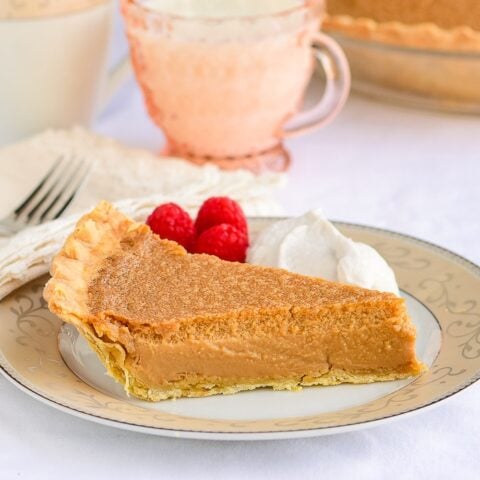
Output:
(0, 218), (479, 440)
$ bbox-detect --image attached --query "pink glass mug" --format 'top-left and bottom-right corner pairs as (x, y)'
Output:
(122, 0), (350, 172)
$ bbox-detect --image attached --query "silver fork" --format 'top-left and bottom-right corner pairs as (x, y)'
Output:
(0, 156), (91, 236)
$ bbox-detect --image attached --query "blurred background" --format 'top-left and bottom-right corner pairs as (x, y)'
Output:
(0, 0), (478, 258)
(97, 3), (479, 260)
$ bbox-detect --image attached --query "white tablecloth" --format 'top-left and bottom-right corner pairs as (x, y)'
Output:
(1, 11), (480, 480)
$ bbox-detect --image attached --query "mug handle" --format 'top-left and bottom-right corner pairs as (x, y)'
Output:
(282, 32), (351, 138)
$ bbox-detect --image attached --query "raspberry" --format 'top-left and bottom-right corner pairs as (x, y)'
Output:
(193, 223), (248, 262)
(146, 203), (195, 251)
(195, 196), (248, 236)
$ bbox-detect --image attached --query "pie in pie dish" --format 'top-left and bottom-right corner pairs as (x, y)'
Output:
(324, 0), (480, 111)
(325, 0), (480, 51)
(44, 201), (424, 401)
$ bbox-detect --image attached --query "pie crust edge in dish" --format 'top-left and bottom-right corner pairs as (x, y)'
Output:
(44, 201), (425, 402)
(322, 13), (480, 109)
(323, 14), (480, 52)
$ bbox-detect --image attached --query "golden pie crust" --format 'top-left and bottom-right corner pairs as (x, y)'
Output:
(44, 201), (424, 401)
(325, 0), (480, 51)
(323, 1), (480, 109)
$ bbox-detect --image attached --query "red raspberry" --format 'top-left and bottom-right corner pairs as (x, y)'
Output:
(193, 223), (248, 262)
(146, 203), (195, 251)
(195, 196), (248, 236)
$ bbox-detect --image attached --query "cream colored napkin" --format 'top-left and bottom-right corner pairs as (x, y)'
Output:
(0, 128), (285, 300)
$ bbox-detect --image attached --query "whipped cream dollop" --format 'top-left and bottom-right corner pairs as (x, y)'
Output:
(247, 209), (399, 295)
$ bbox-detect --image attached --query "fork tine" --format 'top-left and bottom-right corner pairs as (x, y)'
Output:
(23, 160), (75, 223)
(36, 160), (84, 223)
(13, 157), (64, 216)
(40, 161), (91, 223)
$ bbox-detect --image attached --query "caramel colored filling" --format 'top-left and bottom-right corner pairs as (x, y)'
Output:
(123, 307), (418, 389)
(86, 230), (421, 390)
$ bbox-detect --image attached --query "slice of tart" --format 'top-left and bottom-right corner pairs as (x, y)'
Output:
(44, 201), (424, 401)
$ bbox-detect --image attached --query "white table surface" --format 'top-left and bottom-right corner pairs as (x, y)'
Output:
(2, 10), (480, 480)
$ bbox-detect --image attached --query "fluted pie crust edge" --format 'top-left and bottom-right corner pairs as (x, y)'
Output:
(324, 14), (480, 52)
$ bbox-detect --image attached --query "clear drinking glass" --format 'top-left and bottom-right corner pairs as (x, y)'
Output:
(121, 0), (350, 172)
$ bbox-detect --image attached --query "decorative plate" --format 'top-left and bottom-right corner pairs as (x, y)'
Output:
(0, 219), (479, 440)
